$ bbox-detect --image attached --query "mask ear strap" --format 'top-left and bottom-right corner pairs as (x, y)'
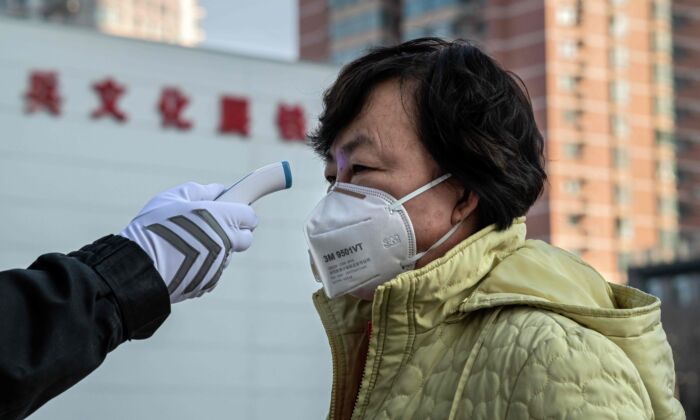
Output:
(389, 173), (452, 211)
(402, 219), (464, 268)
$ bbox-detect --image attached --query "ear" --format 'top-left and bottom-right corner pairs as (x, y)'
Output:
(452, 191), (479, 225)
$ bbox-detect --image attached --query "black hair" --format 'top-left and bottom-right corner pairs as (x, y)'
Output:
(309, 38), (546, 231)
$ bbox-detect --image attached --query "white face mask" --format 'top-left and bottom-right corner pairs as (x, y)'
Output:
(304, 173), (463, 299)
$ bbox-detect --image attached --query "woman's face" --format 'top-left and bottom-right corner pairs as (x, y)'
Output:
(323, 79), (478, 270)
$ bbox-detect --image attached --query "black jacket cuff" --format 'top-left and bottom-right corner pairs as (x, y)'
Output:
(69, 235), (171, 340)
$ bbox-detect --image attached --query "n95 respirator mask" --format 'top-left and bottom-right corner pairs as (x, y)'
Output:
(304, 173), (462, 299)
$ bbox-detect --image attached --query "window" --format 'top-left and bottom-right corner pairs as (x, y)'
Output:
(617, 252), (630, 271)
(559, 39), (580, 59)
(660, 230), (678, 250)
(556, 6), (578, 26)
(564, 109), (582, 125)
(610, 15), (628, 37)
(404, 27), (425, 41)
(674, 275), (699, 307)
(610, 80), (630, 104)
(654, 1), (670, 21)
(559, 74), (581, 92)
(403, 0), (459, 17)
(615, 185), (631, 204)
(647, 278), (666, 299)
(616, 217), (634, 239)
(564, 142), (584, 158)
(676, 107), (693, 121)
(611, 115), (630, 138)
(331, 10), (382, 40)
(655, 96), (674, 117)
(567, 214), (584, 227)
(654, 63), (672, 84)
(332, 43), (372, 64)
(679, 202), (693, 219)
(673, 45), (689, 61)
(674, 74), (693, 90)
(432, 21), (453, 37)
(610, 47), (629, 68)
(655, 130), (674, 146)
(614, 148), (629, 168)
(653, 31), (671, 52)
(672, 12), (691, 29)
(564, 179), (583, 195)
(658, 197), (677, 215)
(656, 160), (675, 180)
(330, 0), (360, 7)
(675, 136), (692, 153)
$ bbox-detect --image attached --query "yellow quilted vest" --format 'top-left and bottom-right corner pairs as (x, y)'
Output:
(313, 219), (685, 419)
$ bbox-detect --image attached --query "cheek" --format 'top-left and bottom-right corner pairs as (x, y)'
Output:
(405, 199), (449, 247)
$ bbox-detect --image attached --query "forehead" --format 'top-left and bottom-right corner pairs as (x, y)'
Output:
(328, 80), (414, 161)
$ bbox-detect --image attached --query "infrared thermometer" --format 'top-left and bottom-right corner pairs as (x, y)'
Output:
(215, 161), (293, 205)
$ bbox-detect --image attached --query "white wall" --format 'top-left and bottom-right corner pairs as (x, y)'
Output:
(0, 17), (338, 419)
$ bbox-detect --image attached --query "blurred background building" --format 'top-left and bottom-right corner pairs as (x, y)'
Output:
(629, 259), (700, 419)
(0, 0), (204, 45)
(673, 0), (700, 251)
(300, 0), (700, 285)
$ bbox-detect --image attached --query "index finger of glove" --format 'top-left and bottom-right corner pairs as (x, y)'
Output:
(166, 182), (227, 202)
(137, 182), (227, 216)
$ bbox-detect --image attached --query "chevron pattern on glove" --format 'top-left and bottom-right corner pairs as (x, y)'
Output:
(192, 208), (232, 290)
(168, 215), (222, 293)
(146, 209), (225, 296)
(145, 223), (198, 294)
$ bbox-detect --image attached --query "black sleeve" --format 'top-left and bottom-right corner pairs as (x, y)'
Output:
(0, 235), (171, 420)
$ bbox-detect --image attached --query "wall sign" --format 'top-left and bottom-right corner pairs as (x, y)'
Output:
(23, 70), (307, 141)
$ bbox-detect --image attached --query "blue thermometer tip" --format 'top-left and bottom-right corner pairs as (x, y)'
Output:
(281, 161), (293, 189)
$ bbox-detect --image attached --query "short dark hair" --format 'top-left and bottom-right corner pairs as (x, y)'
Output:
(309, 38), (547, 231)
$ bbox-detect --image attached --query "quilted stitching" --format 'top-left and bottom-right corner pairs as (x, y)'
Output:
(315, 221), (683, 420)
(503, 311), (650, 420)
(370, 307), (652, 420)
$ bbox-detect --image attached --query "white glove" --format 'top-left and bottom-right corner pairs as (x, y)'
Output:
(120, 182), (258, 303)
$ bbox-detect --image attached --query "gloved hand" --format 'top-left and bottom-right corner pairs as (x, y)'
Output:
(120, 182), (258, 303)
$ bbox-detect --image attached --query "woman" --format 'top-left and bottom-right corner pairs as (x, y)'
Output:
(304, 38), (684, 419)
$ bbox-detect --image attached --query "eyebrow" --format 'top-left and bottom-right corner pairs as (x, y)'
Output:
(329, 134), (375, 162)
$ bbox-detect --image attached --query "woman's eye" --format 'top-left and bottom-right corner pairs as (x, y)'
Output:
(352, 165), (371, 174)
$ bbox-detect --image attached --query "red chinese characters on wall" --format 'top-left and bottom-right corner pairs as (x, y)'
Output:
(276, 104), (306, 141)
(92, 78), (127, 122)
(158, 87), (192, 130)
(25, 71), (62, 115)
(22, 70), (308, 140)
(219, 96), (249, 136)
